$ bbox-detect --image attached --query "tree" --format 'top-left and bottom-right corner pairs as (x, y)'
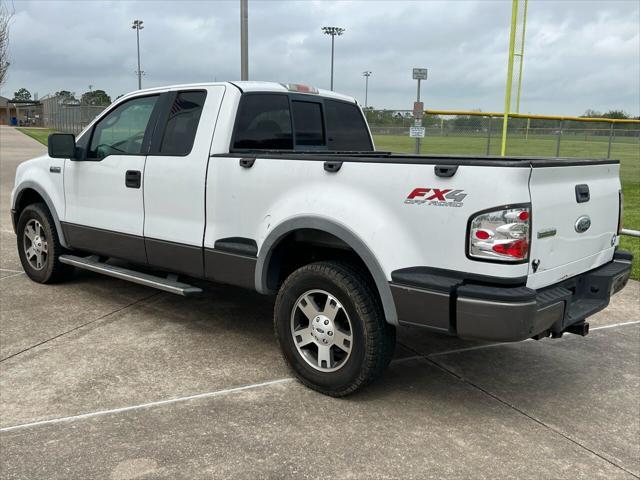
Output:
(581, 109), (602, 118)
(0, 1), (11, 87)
(602, 110), (629, 120)
(12, 87), (31, 101)
(80, 89), (111, 106)
(55, 90), (78, 104)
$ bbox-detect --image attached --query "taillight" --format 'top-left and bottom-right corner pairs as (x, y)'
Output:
(618, 190), (624, 234)
(469, 206), (531, 262)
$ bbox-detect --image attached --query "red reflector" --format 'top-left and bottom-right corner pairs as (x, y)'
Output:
(518, 211), (530, 221)
(475, 230), (491, 240)
(492, 239), (529, 258)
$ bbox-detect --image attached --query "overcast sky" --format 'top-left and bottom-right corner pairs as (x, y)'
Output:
(2, 0), (639, 115)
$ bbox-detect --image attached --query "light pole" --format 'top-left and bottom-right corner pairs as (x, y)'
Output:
(240, 0), (248, 80)
(322, 26), (344, 90)
(362, 71), (371, 108)
(132, 19), (144, 90)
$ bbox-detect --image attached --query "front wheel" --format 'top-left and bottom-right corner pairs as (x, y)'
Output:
(274, 261), (395, 396)
(16, 203), (74, 283)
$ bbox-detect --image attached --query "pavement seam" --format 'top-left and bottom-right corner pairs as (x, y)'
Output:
(0, 272), (25, 280)
(0, 291), (161, 363)
(0, 378), (294, 433)
(398, 340), (640, 479)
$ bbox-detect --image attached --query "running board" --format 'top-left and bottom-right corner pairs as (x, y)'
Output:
(59, 255), (203, 296)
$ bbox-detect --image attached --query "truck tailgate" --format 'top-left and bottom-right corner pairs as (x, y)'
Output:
(527, 162), (621, 290)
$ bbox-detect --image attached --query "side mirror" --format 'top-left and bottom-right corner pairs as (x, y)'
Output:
(48, 133), (76, 159)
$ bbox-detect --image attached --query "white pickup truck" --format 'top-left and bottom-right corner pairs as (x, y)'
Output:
(11, 81), (632, 396)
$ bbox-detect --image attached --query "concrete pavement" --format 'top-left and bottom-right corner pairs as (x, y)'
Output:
(1, 126), (638, 479)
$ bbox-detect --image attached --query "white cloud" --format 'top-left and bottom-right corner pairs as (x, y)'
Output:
(2, 0), (638, 116)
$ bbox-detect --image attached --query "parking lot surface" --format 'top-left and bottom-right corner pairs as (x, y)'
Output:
(1, 126), (639, 479)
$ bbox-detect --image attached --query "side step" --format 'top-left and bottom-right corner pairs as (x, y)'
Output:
(59, 255), (203, 296)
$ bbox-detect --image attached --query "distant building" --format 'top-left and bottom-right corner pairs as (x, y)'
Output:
(0, 96), (43, 126)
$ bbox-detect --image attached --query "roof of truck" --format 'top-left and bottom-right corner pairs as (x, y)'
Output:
(124, 81), (357, 104)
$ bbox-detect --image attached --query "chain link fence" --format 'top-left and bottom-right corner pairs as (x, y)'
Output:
(365, 110), (640, 160)
(40, 95), (106, 134)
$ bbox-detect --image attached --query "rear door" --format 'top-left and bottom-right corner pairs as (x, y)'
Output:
(527, 162), (621, 289)
(143, 86), (226, 277)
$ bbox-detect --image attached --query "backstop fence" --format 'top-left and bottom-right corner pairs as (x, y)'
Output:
(365, 109), (640, 160)
(40, 96), (106, 134)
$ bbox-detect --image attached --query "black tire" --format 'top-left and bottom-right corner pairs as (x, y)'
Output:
(274, 261), (395, 397)
(16, 203), (74, 284)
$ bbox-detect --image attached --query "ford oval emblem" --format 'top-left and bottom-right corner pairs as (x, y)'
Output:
(575, 215), (591, 233)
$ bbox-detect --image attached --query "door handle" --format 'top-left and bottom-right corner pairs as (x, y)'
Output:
(125, 170), (141, 189)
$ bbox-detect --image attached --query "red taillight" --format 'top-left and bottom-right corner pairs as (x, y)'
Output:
(492, 239), (529, 258)
(475, 230), (491, 240)
(518, 211), (529, 221)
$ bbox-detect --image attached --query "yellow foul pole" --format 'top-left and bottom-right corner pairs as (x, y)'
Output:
(501, 0), (519, 157)
(515, 0), (528, 113)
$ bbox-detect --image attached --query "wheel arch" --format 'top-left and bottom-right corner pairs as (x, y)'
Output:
(12, 182), (68, 248)
(255, 216), (398, 325)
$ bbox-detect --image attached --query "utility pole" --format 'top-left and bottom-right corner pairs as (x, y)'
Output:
(322, 26), (345, 90)
(131, 19), (144, 90)
(240, 0), (248, 80)
(362, 71), (371, 108)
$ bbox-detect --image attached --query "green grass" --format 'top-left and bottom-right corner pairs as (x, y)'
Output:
(16, 127), (57, 146)
(375, 133), (639, 280)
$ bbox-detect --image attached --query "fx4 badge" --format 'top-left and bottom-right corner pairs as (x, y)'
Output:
(404, 188), (467, 207)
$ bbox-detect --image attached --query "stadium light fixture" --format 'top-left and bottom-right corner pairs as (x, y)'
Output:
(362, 71), (372, 108)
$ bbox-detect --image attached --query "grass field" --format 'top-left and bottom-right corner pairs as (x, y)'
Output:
(13, 127), (639, 279)
(15, 127), (57, 146)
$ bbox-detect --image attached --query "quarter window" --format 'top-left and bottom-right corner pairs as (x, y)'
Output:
(325, 100), (372, 151)
(159, 91), (207, 155)
(88, 95), (158, 159)
(233, 94), (293, 149)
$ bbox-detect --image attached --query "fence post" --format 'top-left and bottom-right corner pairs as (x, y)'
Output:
(486, 116), (493, 155)
(607, 123), (614, 159)
(440, 117), (444, 136)
(525, 117), (530, 140)
(555, 119), (563, 157)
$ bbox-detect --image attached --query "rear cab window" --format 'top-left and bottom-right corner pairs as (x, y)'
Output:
(231, 93), (372, 152)
(158, 90), (207, 156)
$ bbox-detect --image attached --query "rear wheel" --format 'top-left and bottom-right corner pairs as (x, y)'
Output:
(16, 203), (74, 283)
(274, 261), (395, 396)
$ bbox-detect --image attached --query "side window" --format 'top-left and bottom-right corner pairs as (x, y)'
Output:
(88, 95), (158, 159)
(292, 101), (324, 146)
(232, 94), (293, 150)
(324, 100), (373, 151)
(159, 91), (207, 156)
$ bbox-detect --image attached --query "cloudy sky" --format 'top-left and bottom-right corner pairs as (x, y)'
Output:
(2, 0), (639, 115)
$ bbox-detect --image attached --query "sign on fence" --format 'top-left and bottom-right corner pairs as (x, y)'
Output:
(409, 126), (425, 138)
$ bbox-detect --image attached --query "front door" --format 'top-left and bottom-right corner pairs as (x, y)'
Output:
(63, 94), (161, 264)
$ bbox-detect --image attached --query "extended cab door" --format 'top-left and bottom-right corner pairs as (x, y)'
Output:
(63, 94), (161, 264)
(142, 86), (226, 277)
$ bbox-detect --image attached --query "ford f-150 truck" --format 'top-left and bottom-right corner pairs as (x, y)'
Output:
(10, 81), (632, 396)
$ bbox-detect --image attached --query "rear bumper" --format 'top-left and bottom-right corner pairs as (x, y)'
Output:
(390, 250), (632, 342)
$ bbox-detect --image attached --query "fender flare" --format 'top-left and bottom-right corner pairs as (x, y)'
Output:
(255, 216), (398, 325)
(13, 181), (68, 248)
